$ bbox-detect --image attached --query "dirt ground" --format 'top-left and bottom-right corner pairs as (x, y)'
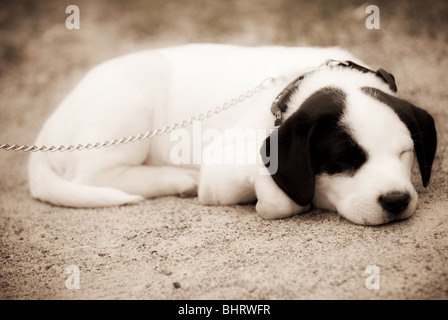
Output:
(1, 0), (447, 299)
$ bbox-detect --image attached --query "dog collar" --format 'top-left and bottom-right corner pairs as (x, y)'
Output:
(271, 59), (397, 126)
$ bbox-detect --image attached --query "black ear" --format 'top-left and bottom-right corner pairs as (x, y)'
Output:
(261, 87), (346, 206)
(362, 87), (437, 187)
(261, 122), (315, 206)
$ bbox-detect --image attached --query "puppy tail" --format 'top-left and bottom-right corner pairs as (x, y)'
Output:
(28, 152), (144, 208)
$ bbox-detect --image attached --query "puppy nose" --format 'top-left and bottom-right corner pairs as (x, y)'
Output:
(378, 191), (410, 215)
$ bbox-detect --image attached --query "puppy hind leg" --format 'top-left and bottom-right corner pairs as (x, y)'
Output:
(99, 165), (200, 199)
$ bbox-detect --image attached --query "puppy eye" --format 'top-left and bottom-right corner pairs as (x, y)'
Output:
(399, 149), (413, 158)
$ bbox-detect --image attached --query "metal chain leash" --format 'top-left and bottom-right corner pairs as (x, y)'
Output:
(1, 77), (276, 153)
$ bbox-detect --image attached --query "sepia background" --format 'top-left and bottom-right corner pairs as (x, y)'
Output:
(0, 0), (447, 299)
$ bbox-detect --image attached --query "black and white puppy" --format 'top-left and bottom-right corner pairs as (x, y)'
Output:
(28, 44), (437, 225)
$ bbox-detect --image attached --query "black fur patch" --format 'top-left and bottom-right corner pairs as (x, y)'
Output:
(261, 87), (367, 206)
(312, 121), (367, 176)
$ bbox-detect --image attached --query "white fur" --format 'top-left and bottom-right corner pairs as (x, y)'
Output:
(29, 44), (417, 225)
(316, 90), (416, 225)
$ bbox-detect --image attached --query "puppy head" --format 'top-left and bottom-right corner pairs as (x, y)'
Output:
(261, 86), (437, 225)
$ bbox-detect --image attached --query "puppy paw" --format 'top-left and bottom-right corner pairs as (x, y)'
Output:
(176, 169), (199, 198)
(254, 172), (309, 219)
(179, 183), (198, 198)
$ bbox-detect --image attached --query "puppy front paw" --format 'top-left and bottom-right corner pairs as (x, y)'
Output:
(175, 169), (199, 198)
(254, 171), (309, 219)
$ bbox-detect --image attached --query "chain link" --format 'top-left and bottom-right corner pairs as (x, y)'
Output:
(1, 77), (276, 153)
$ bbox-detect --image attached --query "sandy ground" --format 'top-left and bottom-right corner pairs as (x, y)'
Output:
(1, 0), (447, 299)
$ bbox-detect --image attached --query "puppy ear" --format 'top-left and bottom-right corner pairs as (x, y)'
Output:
(362, 87), (437, 187)
(261, 87), (346, 206)
(393, 103), (437, 187)
(261, 120), (315, 206)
